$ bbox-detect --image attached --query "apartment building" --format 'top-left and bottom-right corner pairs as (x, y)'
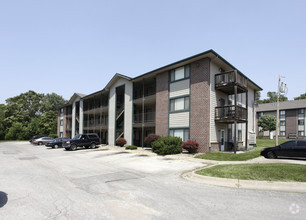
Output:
(57, 49), (261, 153)
(256, 99), (306, 138)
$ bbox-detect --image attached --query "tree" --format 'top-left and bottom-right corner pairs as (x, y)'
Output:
(41, 93), (66, 112)
(294, 92), (306, 100)
(5, 122), (27, 140)
(258, 115), (276, 134)
(0, 90), (67, 140)
(258, 91), (288, 104)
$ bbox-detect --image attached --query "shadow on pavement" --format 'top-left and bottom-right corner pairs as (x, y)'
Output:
(0, 191), (8, 208)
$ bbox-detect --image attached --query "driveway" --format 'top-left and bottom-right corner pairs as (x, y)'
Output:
(0, 142), (305, 219)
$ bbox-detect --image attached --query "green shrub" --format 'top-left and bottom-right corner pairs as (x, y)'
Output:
(144, 134), (160, 147)
(49, 133), (58, 138)
(116, 138), (127, 147)
(125, 145), (138, 150)
(182, 140), (199, 153)
(151, 136), (182, 155)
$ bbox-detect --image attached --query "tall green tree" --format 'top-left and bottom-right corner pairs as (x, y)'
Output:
(0, 90), (67, 140)
(294, 92), (306, 100)
(41, 93), (66, 112)
(258, 115), (276, 133)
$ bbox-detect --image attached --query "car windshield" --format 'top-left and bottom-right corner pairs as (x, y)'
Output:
(55, 138), (61, 142)
(73, 134), (82, 140)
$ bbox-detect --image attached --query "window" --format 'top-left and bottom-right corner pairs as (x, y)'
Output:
(170, 96), (190, 112)
(60, 108), (64, 116)
(238, 130), (242, 141)
(279, 131), (286, 136)
(170, 65), (190, 82)
(169, 129), (189, 141)
(280, 140), (295, 148)
(298, 131), (305, 136)
(298, 119), (304, 125)
(280, 110), (286, 116)
(298, 109), (305, 114)
(258, 112), (264, 119)
(60, 132), (63, 138)
(280, 120), (286, 126)
(60, 119), (63, 126)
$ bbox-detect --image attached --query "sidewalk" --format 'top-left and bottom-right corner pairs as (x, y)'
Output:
(100, 145), (306, 193)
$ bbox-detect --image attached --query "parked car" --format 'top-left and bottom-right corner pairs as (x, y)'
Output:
(29, 135), (46, 143)
(46, 138), (69, 148)
(261, 140), (306, 159)
(32, 137), (55, 145)
(63, 133), (100, 151)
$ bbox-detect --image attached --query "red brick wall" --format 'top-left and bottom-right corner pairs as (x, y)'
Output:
(57, 110), (60, 137)
(156, 71), (169, 137)
(190, 58), (211, 153)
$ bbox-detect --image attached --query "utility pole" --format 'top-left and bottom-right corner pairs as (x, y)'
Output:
(275, 75), (281, 146)
(276, 75), (286, 146)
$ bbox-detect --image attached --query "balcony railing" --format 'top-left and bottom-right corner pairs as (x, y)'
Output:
(134, 112), (156, 124)
(134, 88), (156, 100)
(215, 105), (247, 122)
(215, 70), (248, 94)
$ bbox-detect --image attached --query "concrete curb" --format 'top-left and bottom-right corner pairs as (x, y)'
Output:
(182, 167), (306, 193)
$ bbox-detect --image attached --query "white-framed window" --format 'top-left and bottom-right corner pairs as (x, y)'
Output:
(170, 65), (190, 82)
(169, 128), (189, 141)
(279, 131), (286, 136)
(60, 132), (63, 138)
(258, 112), (264, 119)
(298, 131), (305, 136)
(60, 119), (63, 126)
(60, 108), (64, 116)
(280, 120), (286, 126)
(280, 110), (286, 116)
(170, 96), (190, 112)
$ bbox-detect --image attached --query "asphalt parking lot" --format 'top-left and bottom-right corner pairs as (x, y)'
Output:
(0, 142), (306, 220)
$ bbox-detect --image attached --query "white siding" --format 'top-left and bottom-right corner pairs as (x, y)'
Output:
(169, 112), (189, 128)
(108, 78), (133, 146)
(169, 79), (190, 98)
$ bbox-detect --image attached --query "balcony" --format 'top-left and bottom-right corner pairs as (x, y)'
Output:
(133, 112), (156, 127)
(215, 70), (248, 94)
(215, 105), (247, 123)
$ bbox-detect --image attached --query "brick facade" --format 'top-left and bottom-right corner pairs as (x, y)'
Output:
(156, 71), (169, 137)
(190, 58), (211, 153)
(286, 109), (297, 136)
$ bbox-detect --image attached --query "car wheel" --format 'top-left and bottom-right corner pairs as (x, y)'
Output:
(38, 142), (43, 145)
(65, 147), (70, 151)
(70, 145), (77, 151)
(90, 143), (96, 149)
(267, 151), (277, 159)
(54, 145), (59, 149)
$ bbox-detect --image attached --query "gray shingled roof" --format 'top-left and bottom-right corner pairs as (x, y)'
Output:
(256, 99), (306, 112)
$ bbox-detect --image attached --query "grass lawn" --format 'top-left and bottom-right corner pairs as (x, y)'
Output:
(195, 163), (306, 182)
(195, 138), (292, 161)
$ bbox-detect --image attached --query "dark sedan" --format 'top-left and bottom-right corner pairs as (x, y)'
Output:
(46, 138), (69, 148)
(261, 140), (306, 159)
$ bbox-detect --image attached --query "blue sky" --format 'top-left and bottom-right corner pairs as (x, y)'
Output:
(0, 0), (305, 104)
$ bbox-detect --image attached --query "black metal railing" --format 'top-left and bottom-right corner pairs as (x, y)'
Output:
(215, 105), (247, 121)
(133, 112), (156, 123)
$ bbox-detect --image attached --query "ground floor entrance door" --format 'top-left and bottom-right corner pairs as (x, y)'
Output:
(220, 129), (225, 151)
